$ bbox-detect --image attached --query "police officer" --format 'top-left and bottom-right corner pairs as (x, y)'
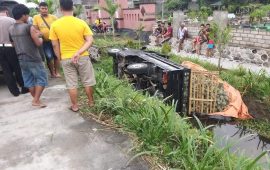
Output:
(0, 6), (27, 96)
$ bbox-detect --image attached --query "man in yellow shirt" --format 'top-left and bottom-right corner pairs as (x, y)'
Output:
(33, 2), (60, 78)
(49, 0), (96, 112)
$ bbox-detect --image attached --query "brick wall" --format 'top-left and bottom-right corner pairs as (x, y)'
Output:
(230, 29), (270, 49)
(185, 25), (270, 50)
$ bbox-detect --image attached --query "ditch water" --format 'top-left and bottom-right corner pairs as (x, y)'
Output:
(212, 122), (270, 165)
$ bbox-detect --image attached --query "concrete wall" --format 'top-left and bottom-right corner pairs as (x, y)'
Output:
(86, 0), (156, 31)
(185, 25), (270, 50)
(230, 29), (270, 49)
(150, 23), (270, 68)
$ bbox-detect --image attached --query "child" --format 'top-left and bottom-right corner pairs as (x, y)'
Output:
(206, 39), (214, 57)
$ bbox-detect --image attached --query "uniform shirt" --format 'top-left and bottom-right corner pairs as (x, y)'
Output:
(49, 16), (93, 60)
(33, 14), (57, 41)
(0, 16), (15, 43)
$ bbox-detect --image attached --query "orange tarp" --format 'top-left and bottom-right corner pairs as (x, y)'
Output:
(182, 61), (253, 119)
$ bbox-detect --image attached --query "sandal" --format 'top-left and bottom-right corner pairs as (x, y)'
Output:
(32, 102), (47, 108)
(69, 106), (79, 112)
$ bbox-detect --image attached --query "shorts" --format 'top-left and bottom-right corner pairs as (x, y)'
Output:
(61, 56), (96, 89)
(43, 41), (56, 61)
(19, 61), (48, 88)
(207, 44), (214, 49)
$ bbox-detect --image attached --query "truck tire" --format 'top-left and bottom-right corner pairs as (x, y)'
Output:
(108, 48), (121, 57)
(126, 63), (149, 75)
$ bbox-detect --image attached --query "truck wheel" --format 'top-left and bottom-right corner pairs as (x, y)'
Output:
(126, 63), (149, 75)
(108, 48), (121, 57)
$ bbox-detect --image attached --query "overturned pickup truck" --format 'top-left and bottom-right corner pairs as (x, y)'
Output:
(108, 48), (191, 114)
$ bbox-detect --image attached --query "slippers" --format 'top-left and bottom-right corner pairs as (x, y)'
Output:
(32, 102), (47, 108)
(51, 74), (61, 78)
(69, 106), (79, 112)
(54, 74), (62, 78)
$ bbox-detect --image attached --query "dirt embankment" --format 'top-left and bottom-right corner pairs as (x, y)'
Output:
(243, 96), (270, 121)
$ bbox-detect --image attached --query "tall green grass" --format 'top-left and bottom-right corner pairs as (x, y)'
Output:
(79, 69), (264, 169)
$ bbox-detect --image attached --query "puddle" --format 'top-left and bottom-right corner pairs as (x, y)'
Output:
(213, 123), (270, 164)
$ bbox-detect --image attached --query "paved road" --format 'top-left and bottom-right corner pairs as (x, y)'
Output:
(0, 76), (149, 170)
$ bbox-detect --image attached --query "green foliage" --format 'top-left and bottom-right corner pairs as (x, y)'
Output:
(187, 7), (212, 22)
(187, 10), (198, 21)
(227, 4), (238, 13)
(29, 8), (38, 17)
(241, 119), (270, 139)
(221, 69), (270, 99)
(135, 23), (145, 48)
(209, 23), (231, 72)
(125, 39), (140, 49)
(161, 42), (171, 55)
(200, 6), (213, 16)
(250, 5), (270, 23)
(94, 0), (119, 37)
(74, 4), (83, 17)
(165, 0), (188, 11)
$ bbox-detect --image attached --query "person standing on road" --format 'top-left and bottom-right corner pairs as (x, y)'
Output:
(49, 0), (96, 112)
(9, 4), (48, 107)
(33, 2), (61, 78)
(0, 6), (28, 96)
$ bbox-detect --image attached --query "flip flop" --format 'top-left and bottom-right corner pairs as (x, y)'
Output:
(55, 74), (62, 78)
(32, 102), (47, 108)
(69, 106), (79, 112)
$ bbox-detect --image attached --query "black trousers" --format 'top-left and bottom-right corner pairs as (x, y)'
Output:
(0, 47), (24, 95)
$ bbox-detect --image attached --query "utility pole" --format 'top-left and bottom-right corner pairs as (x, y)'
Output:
(161, 0), (164, 21)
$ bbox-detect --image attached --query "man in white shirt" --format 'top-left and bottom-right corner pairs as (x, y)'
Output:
(177, 23), (188, 52)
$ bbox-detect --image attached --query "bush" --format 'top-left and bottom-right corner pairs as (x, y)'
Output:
(161, 42), (171, 55)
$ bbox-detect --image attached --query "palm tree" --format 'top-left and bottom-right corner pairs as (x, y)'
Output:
(95, 0), (119, 37)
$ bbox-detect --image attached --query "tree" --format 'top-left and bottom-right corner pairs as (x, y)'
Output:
(74, 4), (83, 18)
(165, 0), (188, 11)
(95, 0), (119, 38)
(209, 23), (231, 73)
(135, 23), (145, 49)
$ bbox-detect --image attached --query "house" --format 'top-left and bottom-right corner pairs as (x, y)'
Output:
(81, 0), (158, 32)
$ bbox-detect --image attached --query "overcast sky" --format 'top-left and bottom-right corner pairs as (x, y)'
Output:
(15, 0), (27, 4)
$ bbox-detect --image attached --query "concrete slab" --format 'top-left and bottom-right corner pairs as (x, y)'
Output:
(0, 76), (149, 170)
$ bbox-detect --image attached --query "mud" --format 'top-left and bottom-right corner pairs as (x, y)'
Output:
(243, 96), (270, 121)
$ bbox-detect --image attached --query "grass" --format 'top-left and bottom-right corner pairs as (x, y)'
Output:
(79, 68), (265, 169)
(78, 38), (268, 168)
